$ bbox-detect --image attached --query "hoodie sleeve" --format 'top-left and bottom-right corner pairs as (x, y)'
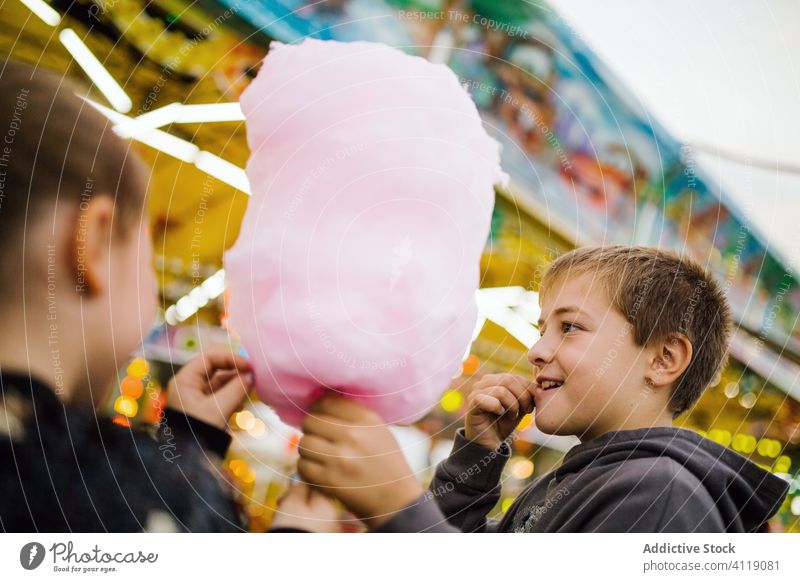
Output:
(564, 457), (726, 533)
(160, 407), (232, 459)
(375, 429), (510, 533)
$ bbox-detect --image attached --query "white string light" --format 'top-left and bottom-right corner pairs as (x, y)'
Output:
(59, 29), (132, 113)
(83, 98), (250, 193)
(18, 0), (61, 27)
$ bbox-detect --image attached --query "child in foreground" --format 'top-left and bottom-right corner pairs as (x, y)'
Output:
(286, 246), (789, 532)
(0, 60), (340, 532)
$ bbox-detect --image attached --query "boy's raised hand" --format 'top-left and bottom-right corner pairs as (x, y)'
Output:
(297, 396), (422, 530)
(271, 482), (341, 533)
(167, 351), (253, 429)
(465, 373), (535, 450)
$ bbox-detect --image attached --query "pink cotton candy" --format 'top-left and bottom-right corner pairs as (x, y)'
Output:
(224, 39), (504, 427)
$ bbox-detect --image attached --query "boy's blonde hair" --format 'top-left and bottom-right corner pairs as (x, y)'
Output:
(540, 246), (732, 417)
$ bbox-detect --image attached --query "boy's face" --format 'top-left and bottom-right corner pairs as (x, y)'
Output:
(107, 217), (157, 371)
(529, 274), (657, 441)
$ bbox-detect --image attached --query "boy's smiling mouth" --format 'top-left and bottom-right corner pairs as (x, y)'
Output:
(536, 376), (564, 391)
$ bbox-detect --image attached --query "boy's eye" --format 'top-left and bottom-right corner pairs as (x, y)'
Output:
(561, 321), (580, 333)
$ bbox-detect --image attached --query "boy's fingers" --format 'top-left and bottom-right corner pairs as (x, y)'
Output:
(199, 352), (251, 377)
(473, 375), (532, 410)
(307, 486), (333, 504)
(277, 482), (307, 506)
(297, 458), (328, 487)
(472, 374), (503, 391)
(298, 434), (336, 462)
(302, 413), (346, 441)
(210, 370), (239, 392)
(310, 396), (380, 424)
(173, 356), (206, 382)
(472, 393), (505, 417)
(210, 369), (253, 393)
(212, 375), (251, 412)
(173, 352), (244, 388)
(506, 374), (532, 392)
(486, 385), (520, 416)
(290, 482), (311, 501)
(475, 375), (531, 408)
(500, 376), (534, 412)
(474, 373), (524, 388)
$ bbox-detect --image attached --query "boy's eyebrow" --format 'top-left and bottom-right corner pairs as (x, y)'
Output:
(537, 306), (585, 328)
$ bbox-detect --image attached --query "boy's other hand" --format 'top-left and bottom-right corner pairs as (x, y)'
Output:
(166, 351), (253, 429)
(271, 482), (341, 533)
(465, 373), (535, 450)
(297, 396), (422, 530)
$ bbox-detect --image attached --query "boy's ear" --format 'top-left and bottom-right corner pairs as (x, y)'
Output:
(71, 195), (115, 297)
(648, 333), (693, 388)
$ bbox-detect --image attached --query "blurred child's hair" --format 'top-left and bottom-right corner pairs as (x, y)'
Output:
(0, 59), (147, 278)
(540, 246), (732, 417)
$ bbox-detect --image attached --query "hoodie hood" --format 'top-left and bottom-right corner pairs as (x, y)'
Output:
(556, 426), (789, 532)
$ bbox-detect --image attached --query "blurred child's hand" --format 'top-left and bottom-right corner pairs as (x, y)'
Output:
(297, 396), (422, 530)
(167, 352), (253, 429)
(465, 373), (535, 450)
(270, 482), (341, 533)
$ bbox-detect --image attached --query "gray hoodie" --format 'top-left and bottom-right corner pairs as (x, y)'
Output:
(375, 426), (789, 533)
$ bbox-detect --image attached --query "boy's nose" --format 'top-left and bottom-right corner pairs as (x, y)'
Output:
(527, 335), (554, 367)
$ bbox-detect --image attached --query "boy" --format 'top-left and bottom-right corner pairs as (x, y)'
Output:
(0, 60), (254, 531)
(293, 246), (789, 532)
